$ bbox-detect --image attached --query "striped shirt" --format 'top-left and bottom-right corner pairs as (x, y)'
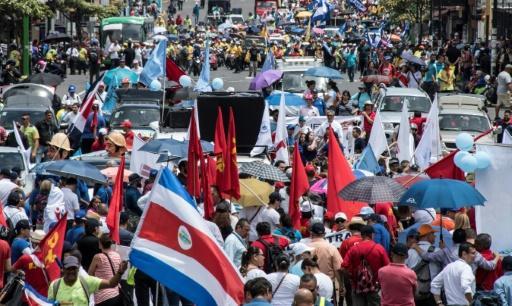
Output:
(91, 250), (121, 304)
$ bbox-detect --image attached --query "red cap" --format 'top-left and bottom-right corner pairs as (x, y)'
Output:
(305, 164), (316, 174)
(275, 181), (285, 189)
(121, 120), (132, 128)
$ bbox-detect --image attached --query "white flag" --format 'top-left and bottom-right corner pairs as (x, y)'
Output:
(414, 94), (441, 169)
(368, 111), (388, 159)
(502, 128), (512, 145)
(397, 102), (414, 162)
(274, 93), (289, 165)
(13, 121), (31, 168)
(250, 101), (273, 156)
(185, 102), (200, 140)
(130, 135), (160, 178)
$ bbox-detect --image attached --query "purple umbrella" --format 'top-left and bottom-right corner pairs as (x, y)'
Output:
(249, 69), (283, 90)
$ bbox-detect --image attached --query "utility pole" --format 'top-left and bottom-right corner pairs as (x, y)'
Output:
(490, 0), (497, 75)
(22, 16), (30, 76)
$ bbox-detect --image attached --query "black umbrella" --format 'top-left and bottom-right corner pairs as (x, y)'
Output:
(43, 32), (72, 44)
(339, 176), (407, 204)
(25, 73), (63, 87)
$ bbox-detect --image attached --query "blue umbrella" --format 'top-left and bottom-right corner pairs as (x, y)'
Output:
(45, 160), (107, 184)
(290, 26), (305, 35)
(31, 161), (55, 175)
(304, 66), (343, 79)
(266, 92), (305, 107)
(103, 68), (139, 86)
(398, 179), (486, 210)
(140, 138), (214, 156)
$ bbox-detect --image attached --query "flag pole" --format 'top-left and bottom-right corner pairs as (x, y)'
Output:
(161, 42), (168, 133)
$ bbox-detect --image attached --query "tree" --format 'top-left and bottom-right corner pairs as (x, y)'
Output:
(0, 0), (52, 41)
(48, 0), (121, 40)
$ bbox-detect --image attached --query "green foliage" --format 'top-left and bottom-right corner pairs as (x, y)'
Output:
(0, 0), (52, 19)
(50, 0), (121, 20)
(380, 0), (430, 23)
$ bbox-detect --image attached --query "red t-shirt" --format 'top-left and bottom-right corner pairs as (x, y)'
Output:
(0, 240), (9, 288)
(410, 117), (427, 136)
(342, 239), (390, 284)
(13, 254), (48, 296)
(476, 250), (503, 290)
(125, 130), (135, 149)
(299, 218), (311, 238)
(363, 111), (376, 135)
(378, 263), (417, 306)
(375, 202), (398, 238)
(339, 234), (362, 258)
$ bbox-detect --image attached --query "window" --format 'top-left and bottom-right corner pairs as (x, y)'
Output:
(439, 114), (490, 133)
(380, 96), (431, 113)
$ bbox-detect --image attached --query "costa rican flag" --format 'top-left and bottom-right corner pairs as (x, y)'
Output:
(129, 167), (244, 306)
(24, 284), (56, 306)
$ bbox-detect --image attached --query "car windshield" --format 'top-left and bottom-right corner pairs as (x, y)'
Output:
(0, 110), (46, 129)
(380, 96), (431, 113)
(231, 16), (244, 24)
(0, 152), (24, 171)
(123, 24), (142, 41)
(439, 114), (490, 132)
(257, 2), (276, 8)
(281, 72), (327, 92)
(111, 107), (160, 127)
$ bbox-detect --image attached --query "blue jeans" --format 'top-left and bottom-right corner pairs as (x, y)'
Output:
(347, 66), (355, 82)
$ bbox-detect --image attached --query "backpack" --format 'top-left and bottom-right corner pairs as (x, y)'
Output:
(412, 245), (435, 299)
(89, 48), (99, 64)
(354, 243), (378, 294)
(51, 276), (90, 304)
(258, 237), (284, 274)
(472, 291), (502, 306)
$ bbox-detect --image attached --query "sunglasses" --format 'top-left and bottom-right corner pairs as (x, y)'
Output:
(21, 117), (29, 121)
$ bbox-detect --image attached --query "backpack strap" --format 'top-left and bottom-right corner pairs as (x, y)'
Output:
(249, 207), (263, 223)
(78, 275), (90, 305)
(272, 272), (288, 297)
(51, 278), (61, 301)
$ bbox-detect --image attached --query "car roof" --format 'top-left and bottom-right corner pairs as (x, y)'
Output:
(115, 103), (160, 109)
(5, 95), (52, 108)
(382, 87), (428, 97)
(440, 108), (488, 116)
(0, 147), (21, 153)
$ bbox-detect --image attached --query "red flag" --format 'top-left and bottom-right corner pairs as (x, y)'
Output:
(214, 107), (231, 196)
(289, 143), (309, 229)
(166, 58), (187, 83)
(201, 156), (215, 220)
(425, 150), (466, 180)
(33, 214), (67, 281)
(207, 155), (216, 185)
(107, 155), (125, 244)
(327, 128), (367, 220)
(227, 107), (240, 199)
(187, 109), (202, 197)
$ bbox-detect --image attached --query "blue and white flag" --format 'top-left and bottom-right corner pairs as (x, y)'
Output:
(139, 38), (167, 87)
(261, 50), (275, 72)
(401, 21), (410, 39)
(25, 284), (56, 305)
(312, 0), (330, 24)
(194, 40), (211, 92)
(354, 145), (381, 174)
(347, 0), (367, 12)
(339, 22), (347, 35)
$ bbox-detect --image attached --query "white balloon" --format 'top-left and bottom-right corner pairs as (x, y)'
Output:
(179, 75), (192, 88)
(211, 78), (224, 90)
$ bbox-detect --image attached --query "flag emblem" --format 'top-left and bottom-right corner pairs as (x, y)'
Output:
(178, 225), (192, 250)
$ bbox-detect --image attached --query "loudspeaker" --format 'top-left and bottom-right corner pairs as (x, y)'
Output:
(197, 92), (265, 154)
(165, 108), (192, 129)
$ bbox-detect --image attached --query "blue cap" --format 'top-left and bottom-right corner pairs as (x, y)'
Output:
(287, 124), (295, 130)
(75, 209), (87, 220)
(149, 169), (158, 178)
(358, 206), (375, 216)
(68, 85), (76, 92)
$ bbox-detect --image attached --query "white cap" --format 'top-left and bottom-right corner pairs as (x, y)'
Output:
(334, 212), (347, 221)
(300, 201), (312, 212)
(293, 242), (315, 256)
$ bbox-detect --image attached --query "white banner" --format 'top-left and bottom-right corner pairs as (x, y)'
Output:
(285, 115), (361, 130)
(130, 135), (160, 178)
(475, 143), (512, 253)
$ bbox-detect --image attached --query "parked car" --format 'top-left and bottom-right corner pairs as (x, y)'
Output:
(438, 93), (494, 150)
(374, 87), (431, 140)
(1, 146), (33, 194)
(0, 102), (56, 134)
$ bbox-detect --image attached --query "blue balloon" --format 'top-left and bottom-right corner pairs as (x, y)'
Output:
(455, 133), (474, 151)
(459, 154), (478, 173)
(454, 151), (470, 168)
(211, 78), (224, 90)
(149, 80), (162, 91)
(179, 75), (192, 88)
(475, 151), (491, 169)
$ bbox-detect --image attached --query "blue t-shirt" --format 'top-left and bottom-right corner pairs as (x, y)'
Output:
(372, 223), (390, 252)
(423, 63), (437, 83)
(66, 226), (85, 245)
(344, 53), (357, 67)
(11, 238), (30, 263)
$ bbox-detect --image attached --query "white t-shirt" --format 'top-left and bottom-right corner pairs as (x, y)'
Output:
(239, 206), (266, 242)
(278, 189), (289, 214)
(299, 105), (320, 117)
(261, 207), (281, 232)
(407, 71), (422, 89)
(315, 272), (334, 299)
(0, 179), (18, 206)
(497, 70), (512, 94)
(61, 187), (80, 220)
(245, 268), (267, 282)
(266, 272), (300, 306)
(325, 89), (337, 109)
(3, 206), (29, 228)
(315, 121), (344, 143)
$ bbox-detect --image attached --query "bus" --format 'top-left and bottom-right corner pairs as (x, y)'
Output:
(99, 16), (155, 48)
(255, 0), (280, 16)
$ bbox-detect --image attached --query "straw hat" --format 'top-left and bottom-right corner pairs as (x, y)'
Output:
(30, 230), (46, 243)
(106, 131), (126, 148)
(47, 133), (71, 151)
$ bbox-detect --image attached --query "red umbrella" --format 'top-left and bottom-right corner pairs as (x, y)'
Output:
(360, 74), (393, 85)
(394, 175), (428, 188)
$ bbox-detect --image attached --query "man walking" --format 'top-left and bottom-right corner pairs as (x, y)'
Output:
(224, 218), (250, 268)
(495, 64), (512, 118)
(430, 243), (477, 306)
(378, 243), (417, 306)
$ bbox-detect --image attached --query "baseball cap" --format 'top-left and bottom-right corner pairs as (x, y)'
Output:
(305, 164), (316, 174)
(303, 92), (313, 100)
(389, 157), (400, 165)
(358, 206), (375, 216)
(63, 256), (81, 269)
(334, 212), (347, 222)
(121, 120), (132, 128)
(348, 216), (366, 227)
(310, 222), (325, 235)
(75, 210), (87, 220)
(417, 224), (438, 237)
(149, 169), (158, 178)
(293, 242), (315, 256)
(392, 243), (409, 257)
(68, 85), (76, 92)
(300, 201), (312, 212)
(506, 64), (512, 69)
(269, 191), (284, 202)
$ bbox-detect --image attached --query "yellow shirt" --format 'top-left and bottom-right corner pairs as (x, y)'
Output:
(79, 48), (88, 61)
(48, 275), (102, 306)
(185, 45), (194, 60)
